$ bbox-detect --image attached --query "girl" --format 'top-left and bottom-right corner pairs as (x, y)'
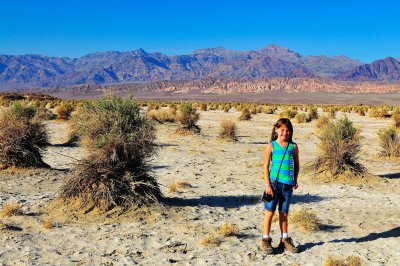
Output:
(261, 118), (299, 254)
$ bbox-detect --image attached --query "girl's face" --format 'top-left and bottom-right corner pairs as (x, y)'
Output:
(275, 125), (291, 142)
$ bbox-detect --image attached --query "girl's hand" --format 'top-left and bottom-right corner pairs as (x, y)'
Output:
(265, 185), (274, 197)
(293, 183), (299, 190)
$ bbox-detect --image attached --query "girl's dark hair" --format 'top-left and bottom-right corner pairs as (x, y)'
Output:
(270, 118), (293, 142)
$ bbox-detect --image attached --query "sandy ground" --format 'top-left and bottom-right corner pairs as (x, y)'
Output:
(1, 109), (400, 265)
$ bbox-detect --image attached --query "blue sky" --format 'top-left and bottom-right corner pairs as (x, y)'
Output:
(1, 0), (399, 63)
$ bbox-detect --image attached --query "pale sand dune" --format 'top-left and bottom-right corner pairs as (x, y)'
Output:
(1, 110), (400, 265)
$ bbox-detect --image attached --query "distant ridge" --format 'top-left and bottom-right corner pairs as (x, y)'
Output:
(0, 45), (365, 89)
(336, 57), (400, 82)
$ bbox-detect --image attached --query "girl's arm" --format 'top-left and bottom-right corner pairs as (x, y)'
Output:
(294, 143), (300, 189)
(263, 143), (273, 195)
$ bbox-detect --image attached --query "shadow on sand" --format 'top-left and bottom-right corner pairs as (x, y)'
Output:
(164, 195), (260, 208)
(330, 226), (400, 243)
(378, 173), (400, 179)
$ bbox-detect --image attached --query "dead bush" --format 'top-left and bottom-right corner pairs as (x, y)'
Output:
(219, 119), (238, 141)
(324, 255), (362, 266)
(0, 105), (49, 169)
(60, 96), (161, 211)
(290, 209), (320, 232)
(377, 127), (400, 157)
(307, 107), (319, 120)
(219, 223), (238, 237)
(307, 116), (366, 179)
(200, 234), (221, 246)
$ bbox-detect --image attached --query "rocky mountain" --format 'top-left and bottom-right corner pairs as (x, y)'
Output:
(0, 45), (368, 89)
(336, 57), (400, 82)
(38, 77), (400, 97)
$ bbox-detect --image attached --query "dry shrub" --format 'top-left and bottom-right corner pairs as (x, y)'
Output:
(328, 108), (336, 118)
(392, 114), (400, 128)
(378, 127), (400, 157)
(279, 109), (297, 119)
(294, 113), (309, 123)
(219, 223), (238, 237)
(290, 209), (320, 232)
(219, 119), (238, 141)
(307, 116), (366, 179)
(36, 107), (57, 120)
(200, 234), (221, 246)
(55, 103), (74, 120)
(43, 219), (54, 229)
(307, 107), (319, 120)
(263, 106), (275, 114)
(0, 105), (49, 169)
(1, 202), (23, 217)
(175, 181), (192, 188)
(60, 96), (161, 211)
(167, 183), (179, 193)
(324, 255), (362, 266)
(176, 103), (200, 134)
(239, 108), (251, 121)
(368, 107), (389, 118)
(315, 116), (332, 132)
(200, 103), (208, 111)
(147, 109), (167, 123)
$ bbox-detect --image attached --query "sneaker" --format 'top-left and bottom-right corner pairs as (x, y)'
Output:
(261, 238), (274, 254)
(278, 237), (298, 253)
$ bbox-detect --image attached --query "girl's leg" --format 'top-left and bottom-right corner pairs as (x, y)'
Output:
(279, 211), (288, 235)
(263, 210), (274, 236)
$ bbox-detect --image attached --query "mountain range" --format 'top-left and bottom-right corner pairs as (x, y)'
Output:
(0, 45), (400, 89)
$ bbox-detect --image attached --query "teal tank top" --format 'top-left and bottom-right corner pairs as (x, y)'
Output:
(269, 140), (295, 185)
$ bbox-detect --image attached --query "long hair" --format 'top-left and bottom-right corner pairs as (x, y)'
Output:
(270, 118), (293, 142)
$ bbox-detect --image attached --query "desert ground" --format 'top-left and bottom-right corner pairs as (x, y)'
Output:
(1, 108), (400, 265)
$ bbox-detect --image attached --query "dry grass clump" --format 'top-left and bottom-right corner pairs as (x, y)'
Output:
(199, 103), (208, 111)
(392, 114), (400, 129)
(307, 107), (319, 120)
(200, 234), (221, 246)
(279, 109), (297, 119)
(294, 113), (310, 123)
(377, 127), (400, 157)
(55, 103), (74, 120)
(307, 116), (366, 179)
(1, 202), (23, 217)
(167, 181), (192, 193)
(315, 116), (332, 131)
(219, 223), (238, 237)
(0, 104), (49, 169)
(219, 119), (238, 141)
(42, 219), (54, 229)
(60, 96), (161, 212)
(176, 103), (201, 134)
(324, 255), (363, 266)
(368, 107), (389, 118)
(290, 209), (320, 232)
(238, 108), (251, 121)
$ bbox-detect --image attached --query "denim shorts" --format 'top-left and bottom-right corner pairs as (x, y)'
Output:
(263, 181), (294, 214)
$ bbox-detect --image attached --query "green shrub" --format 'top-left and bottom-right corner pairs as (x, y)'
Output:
(176, 103), (201, 134)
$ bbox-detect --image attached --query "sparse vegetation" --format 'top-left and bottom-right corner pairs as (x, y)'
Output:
(219, 119), (238, 141)
(324, 255), (363, 266)
(1, 202), (22, 217)
(60, 96), (161, 211)
(200, 234), (221, 246)
(238, 108), (251, 121)
(55, 103), (74, 120)
(377, 127), (400, 157)
(307, 116), (366, 179)
(219, 223), (238, 237)
(0, 104), (49, 169)
(291, 209), (320, 232)
(176, 102), (201, 134)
